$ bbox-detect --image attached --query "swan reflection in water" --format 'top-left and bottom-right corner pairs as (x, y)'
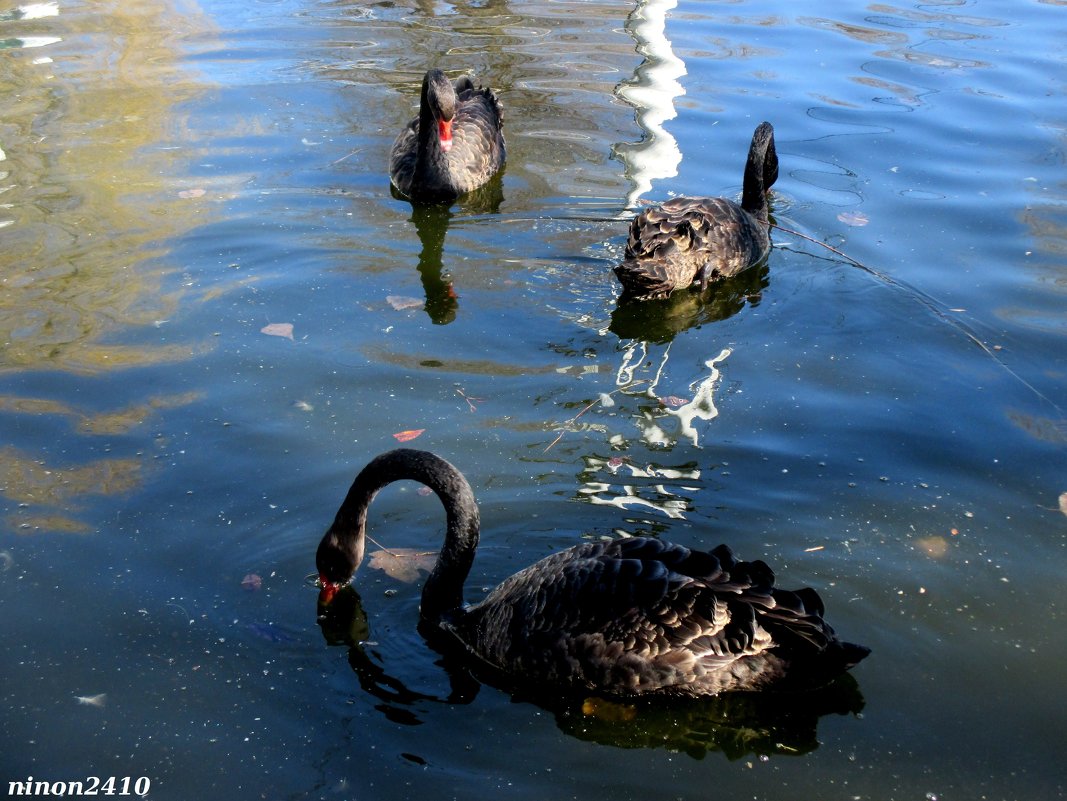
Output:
(316, 584), (865, 760)
(609, 257), (769, 345)
(393, 171), (504, 326)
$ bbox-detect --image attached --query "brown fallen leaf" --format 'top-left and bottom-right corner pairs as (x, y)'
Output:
(915, 535), (949, 559)
(367, 548), (437, 583)
(241, 573), (262, 591)
(393, 429), (424, 442)
(261, 322), (294, 340)
(581, 697), (636, 723)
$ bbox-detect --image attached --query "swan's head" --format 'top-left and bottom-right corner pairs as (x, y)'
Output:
(424, 69), (456, 153)
(316, 524), (365, 605)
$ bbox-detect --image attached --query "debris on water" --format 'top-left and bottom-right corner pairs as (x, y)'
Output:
(581, 697), (636, 723)
(241, 573), (262, 592)
(260, 322), (294, 340)
(387, 295), (423, 311)
(368, 549), (436, 583)
(74, 693), (107, 707)
(837, 210), (869, 226)
(915, 536), (949, 559)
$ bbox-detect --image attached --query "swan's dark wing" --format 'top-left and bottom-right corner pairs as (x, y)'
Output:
(389, 120), (420, 196)
(460, 537), (851, 696)
(615, 197), (770, 300)
(448, 84), (505, 194)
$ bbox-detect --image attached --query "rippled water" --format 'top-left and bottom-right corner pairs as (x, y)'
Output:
(2, 0), (1065, 798)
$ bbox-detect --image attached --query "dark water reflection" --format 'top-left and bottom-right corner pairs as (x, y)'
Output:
(2, 0), (1066, 799)
(609, 262), (769, 343)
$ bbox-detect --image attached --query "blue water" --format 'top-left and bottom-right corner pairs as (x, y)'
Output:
(1, 0), (1065, 799)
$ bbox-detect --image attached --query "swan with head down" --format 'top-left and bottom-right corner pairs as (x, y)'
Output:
(316, 449), (869, 697)
(616, 121), (778, 301)
(389, 69), (505, 202)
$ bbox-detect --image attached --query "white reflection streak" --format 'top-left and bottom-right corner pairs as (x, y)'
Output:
(19, 2), (59, 19)
(666, 348), (732, 447)
(14, 36), (61, 48)
(579, 457), (700, 520)
(614, 0), (686, 209)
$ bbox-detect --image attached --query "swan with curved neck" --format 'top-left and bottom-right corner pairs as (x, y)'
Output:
(389, 69), (506, 202)
(316, 449), (869, 697)
(615, 121), (779, 301)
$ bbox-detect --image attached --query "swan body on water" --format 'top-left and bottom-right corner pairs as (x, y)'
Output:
(317, 449), (868, 697)
(615, 121), (778, 300)
(389, 69), (505, 202)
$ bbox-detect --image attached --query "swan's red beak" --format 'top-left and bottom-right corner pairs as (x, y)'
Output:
(438, 118), (453, 153)
(318, 574), (340, 605)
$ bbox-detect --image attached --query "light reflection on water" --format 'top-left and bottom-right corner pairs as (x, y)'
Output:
(0, 0), (1065, 799)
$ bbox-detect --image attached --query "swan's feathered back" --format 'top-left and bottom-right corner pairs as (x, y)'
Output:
(615, 196), (771, 300)
(615, 121), (778, 301)
(452, 537), (867, 696)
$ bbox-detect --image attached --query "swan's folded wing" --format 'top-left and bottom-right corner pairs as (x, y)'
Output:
(389, 122), (419, 193)
(462, 537), (841, 694)
(450, 88), (505, 193)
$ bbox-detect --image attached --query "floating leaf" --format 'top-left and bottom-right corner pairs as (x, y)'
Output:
(659, 395), (689, 408)
(368, 548), (437, 583)
(261, 322), (294, 340)
(915, 535), (949, 559)
(387, 295), (424, 311)
(837, 210), (869, 227)
(393, 429), (424, 442)
(582, 697), (636, 723)
(241, 573), (262, 591)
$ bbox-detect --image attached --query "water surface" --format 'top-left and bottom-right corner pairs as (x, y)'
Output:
(1, 0), (1065, 799)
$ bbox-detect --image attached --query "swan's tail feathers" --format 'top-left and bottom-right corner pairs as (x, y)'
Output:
(452, 75), (475, 95)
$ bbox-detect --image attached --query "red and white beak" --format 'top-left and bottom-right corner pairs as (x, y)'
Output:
(318, 574), (341, 605)
(438, 118), (453, 153)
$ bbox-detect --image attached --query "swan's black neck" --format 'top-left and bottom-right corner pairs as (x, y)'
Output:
(325, 449), (480, 626)
(740, 121), (778, 221)
(414, 70), (455, 190)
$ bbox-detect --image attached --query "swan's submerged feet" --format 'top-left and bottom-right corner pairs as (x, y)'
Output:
(316, 448), (868, 697)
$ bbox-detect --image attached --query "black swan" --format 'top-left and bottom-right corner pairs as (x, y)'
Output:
(615, 121), (778, 300)
(389, 69), (505, 202)
(316, 448), (869, 697)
